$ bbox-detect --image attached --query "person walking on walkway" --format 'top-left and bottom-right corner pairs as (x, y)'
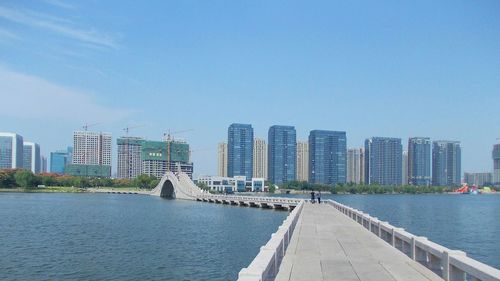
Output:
(317, 191), (321, 204)
(310, 191), (315, 203)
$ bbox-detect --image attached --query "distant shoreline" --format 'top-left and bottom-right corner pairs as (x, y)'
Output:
(1, 187), (498, 196)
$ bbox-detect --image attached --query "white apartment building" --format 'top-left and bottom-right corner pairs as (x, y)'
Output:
(217, 142), (228, 177)
(253, 138), (267, 179)
(72, 131), (112, 166)
(296, 141), (309, 182)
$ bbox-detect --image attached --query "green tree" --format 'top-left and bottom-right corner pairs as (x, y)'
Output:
(71, 177), (89, 188)
(0, 169), (16, 188)
(14, 170), (38, 188)
(134, 174), (158, 189)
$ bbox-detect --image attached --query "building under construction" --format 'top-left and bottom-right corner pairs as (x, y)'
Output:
(117, 138), (194, 179)
(66, 131), (112, 178)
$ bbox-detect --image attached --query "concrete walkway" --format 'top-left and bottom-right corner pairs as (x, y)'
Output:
(275, 203), (443, 281)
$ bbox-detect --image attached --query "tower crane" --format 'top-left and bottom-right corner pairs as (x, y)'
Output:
(123, 125), (145, 136)
(82, 122), (101, 131)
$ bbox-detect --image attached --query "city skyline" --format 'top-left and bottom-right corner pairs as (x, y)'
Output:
(1, 1), (499, 176)
(4, 127), (499, 181)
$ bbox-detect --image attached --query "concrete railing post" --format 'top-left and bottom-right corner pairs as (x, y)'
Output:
(443, 251), (451, 281)
(377, 221), (382, 237)
(443, 251), (466, 281)
(391, 228), (395, 247)
(410, 237), (416, 260)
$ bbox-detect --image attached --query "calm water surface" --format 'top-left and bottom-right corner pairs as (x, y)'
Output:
(1, 193), (499, 281)
(279, 193), (500, 269)
(0, 193), (287, 281)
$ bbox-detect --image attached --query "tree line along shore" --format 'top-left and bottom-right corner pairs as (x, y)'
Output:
(2, 169), (498, 195)
(0, 169), (159, 192)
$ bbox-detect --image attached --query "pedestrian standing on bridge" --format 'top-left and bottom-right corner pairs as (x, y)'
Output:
(317, 191), (321, 204)
(310, 191), (315, 203)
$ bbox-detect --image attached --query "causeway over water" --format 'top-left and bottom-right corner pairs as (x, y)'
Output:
(276, 203), (441, 281)
(154, 172), (500, 281)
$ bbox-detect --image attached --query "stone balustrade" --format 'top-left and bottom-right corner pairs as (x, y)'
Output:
(196, 194), (302, 210)
(237, 200), (305, 281)
(327, 200), (500, 281)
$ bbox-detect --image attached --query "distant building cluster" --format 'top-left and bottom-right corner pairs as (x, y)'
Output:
(0, 132), (44, 174)
(2, 127), (498, 188)
(0, 129), (193, 180)
(215, 124), (498, 188)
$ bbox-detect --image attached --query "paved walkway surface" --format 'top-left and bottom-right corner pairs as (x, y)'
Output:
(275, 203), (443, 281)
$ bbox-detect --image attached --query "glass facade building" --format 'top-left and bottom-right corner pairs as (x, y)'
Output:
(23, 142), (41, 174)
(493, 144), (500, 185)
(0, 132), (23, 169)
(432, 141), (461, 186)
(408, 137), (431, 186)
(227, 123), (253, 179)
(50, 147), (72, 174)
(365, 137), (402, 185)
(309, 130), (347, 185)
(268, 125), (296, 184)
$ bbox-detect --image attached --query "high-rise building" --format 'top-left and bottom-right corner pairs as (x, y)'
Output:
(464, 172), (492, 187)
(493, 144), (500, 185)
(0, 132), (23, 169)
(296, 141), (309, 182)
(23, 141), (41, 174)
(227, 123), (253, 179)
(432, 141), (461, 186)
(408, 137), (431, 186)
(67, 131), (112, 177)
(253, 138), (267, 180)
(117, 137), (143, 179)
(217, 142), (228, 177)
(141, 139), (193, 179)
(402, 151), (408, 185)
(309, 130), (347, 185)
(268, 126), (296, 184)
(50, 147), (72, 174)
(41, 156), (47, 173)
(360, 149), (365, 184)
(365, 137), (402, 186)
(347, 148), (363, 184)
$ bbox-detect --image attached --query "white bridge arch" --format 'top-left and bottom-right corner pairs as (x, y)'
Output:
(150, 171), (206, 200)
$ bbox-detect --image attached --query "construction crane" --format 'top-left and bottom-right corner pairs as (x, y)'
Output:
(123, 124), (145, 136)
(187, 147), (214, 163)
(82, 122), (101, 131)
(163, 129), (194, 142)
(163, 129), (194, 172)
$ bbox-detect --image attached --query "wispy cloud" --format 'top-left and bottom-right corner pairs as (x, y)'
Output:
(43, 0), (76, 10)
(0, 27), (19, 41)
(0, 6), (118, 49)
(0, 66), (133, 122)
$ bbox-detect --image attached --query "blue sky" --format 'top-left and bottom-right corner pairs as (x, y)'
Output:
(1, 0), (499, 176)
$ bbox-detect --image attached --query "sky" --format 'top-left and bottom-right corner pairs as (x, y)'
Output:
(0, 0), (499, 177)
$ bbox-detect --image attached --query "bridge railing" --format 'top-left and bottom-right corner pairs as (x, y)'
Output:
(326, 200), (500, 281)
(237, 200), (304, 281)
(199, 194), (303, 205)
